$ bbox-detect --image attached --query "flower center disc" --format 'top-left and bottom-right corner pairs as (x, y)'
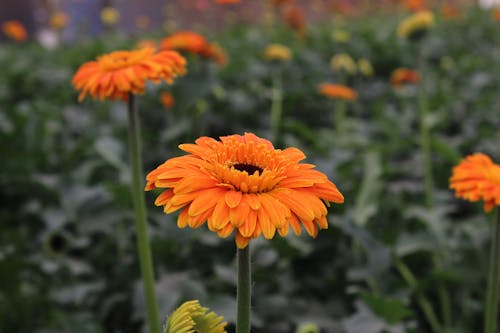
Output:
(233, 163), (263, 175)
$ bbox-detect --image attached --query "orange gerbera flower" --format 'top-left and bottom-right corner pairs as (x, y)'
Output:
(161, 31), (209, 54)
(1, 20), (27, 42)
(390, 68), (420, 87)
(450, 153), (500, 213)
(145, 133), (344, 248)
(318, 83), (357, 101)
(161, 31), (227, 65)
(72, 48), (186, 101)
(440, 5), (461, 20)
(271, 0), (293, 7)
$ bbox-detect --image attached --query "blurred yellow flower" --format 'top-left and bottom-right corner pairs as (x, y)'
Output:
(397, 10), (434, 40)
(264, 43), (292, 62)
(357, 58), (374, 77)
(49, 12), (70, 30)
(330, 53), (357, 75)
(100, 7), (120, 26)
(331, 29), (350, 43)
(164, 300), (227, 333)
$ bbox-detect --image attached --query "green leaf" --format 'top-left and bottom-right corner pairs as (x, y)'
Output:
(360, 292), (413, 325)
(353, 152), (383, 226)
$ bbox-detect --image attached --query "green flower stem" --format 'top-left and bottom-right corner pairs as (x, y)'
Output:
(270, 68), (283, 144)
(485, 208), (500, 333)
(334, 99), (347, 137)
(236, 245), (251, 333)
(417, 44), (434, 208)
(395, 258), (442, 333)
(127, 93), (161, 333)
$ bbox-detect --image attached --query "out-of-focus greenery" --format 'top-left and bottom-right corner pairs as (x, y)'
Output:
(1, 8), (499, 333)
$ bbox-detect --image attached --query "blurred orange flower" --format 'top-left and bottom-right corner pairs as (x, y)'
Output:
(214, 0), (240, 4)
(161, 31), (210, 54)
(72, 48), (186, 101)
(450, 153), (500, 212)
(390, 68), (420, 87)
(49, 12), (70, 30)
(282, 6), (306, 37)
(403, 0), (426, 12)
(161, 31), (227, 66)
(145, 133), (344, 248)
(160, 92), (175, 108)
(492, 9), (500, 21)
(1, 20), (27, 42)
(318, 83), (357, 101)
(440, 5), (461, 20)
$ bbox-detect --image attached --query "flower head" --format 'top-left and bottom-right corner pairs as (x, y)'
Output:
(100, 6), (120, 25)
(160, 91), (175, 108)
(72, 48), (186, 101)
(450, 153), (500, 213)
(440, 5), (461, 20)
(318, 83), (357, 101)
(331, 29), (350, 43)
(271, 0), (293, 7)
(264, 43), (292, 62)
(330, 53), (357, 75)
(397, 10), (434, 40)
(358, 58), (374, 77)
(49, 12), (70, 30)
(390, 68), (420, 87)
(403, 0), (426, 12)
(1, 20), (27, 42)
(164, 300), (227, 333)
(161, 31), (226, 65)
(146, 133), (344, 248)
(282, 6), (306, 37)
(492, 8), (500, 21)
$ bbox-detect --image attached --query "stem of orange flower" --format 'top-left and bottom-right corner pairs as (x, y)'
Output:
(485, 208), (500, 333)
(127, 93), (161, 333)
(236, 245), (251, 333)
(395, 258), (443, 333)
(334, 99), (347, 138)
(271, 68), (283, 144)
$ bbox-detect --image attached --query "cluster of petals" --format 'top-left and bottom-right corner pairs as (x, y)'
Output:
(402, 0), (426, 12)
(1, 20), (27, 42)
(318, 83), (358, 101)
(390, 68), (420, 87)
(282, 6), (306, 37)
(450, 153), (500, 213)
(263, 43), (292, 62)
(160, 31), (227, 66)
(145, 133), (344, 248)
(72, 47), (186, 101)
(165, 300), (227, 333)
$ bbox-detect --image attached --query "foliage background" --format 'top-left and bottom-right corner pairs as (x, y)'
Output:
(0, 3), (499, 333)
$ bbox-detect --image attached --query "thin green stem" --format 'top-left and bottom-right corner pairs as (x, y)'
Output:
(417, 44), (434, 208)
(127, 94), (161, 333)
(236, 246), (251, 333)
(270, 68), (283, 144)
(395, 259), (443, 333)
(334, 100), (347, 137)
(485, 208), (500, 333)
